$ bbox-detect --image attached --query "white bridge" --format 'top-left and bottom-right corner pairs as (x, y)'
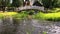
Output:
(15, 6), (45, 11)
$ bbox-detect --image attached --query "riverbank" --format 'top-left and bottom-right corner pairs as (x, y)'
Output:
(0, 11), (60, 21)
(0, 11), (60, 34)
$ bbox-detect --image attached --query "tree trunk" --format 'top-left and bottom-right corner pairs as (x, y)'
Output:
(2, 7), (5, 12)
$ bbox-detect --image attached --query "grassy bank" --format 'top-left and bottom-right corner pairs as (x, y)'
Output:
(0, 12), (18, 19)
(0, 11), (28, 19)
(33, 8), (60, 21)
(33, 12), (60, 21)
(0, 8), (60, 21)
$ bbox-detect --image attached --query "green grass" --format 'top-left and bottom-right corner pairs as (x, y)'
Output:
(0, 12), (18, 16)
(43, 31), (47, 34)
(0, 8), (60, 21)
(0, 11), (28, 19)
(33, 8), (60, 21)
(0, 12), (18, 19)
(33, 12), (60, 21)
(13, 11), (28, 19)
(47, 8), (60, 13)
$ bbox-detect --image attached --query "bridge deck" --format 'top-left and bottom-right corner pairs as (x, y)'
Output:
(15, 6), (45, 11)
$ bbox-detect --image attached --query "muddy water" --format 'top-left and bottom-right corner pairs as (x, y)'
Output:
(0, 17), (60, 34)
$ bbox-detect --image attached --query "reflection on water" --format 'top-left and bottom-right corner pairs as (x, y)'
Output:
(0, 17), (60, 34)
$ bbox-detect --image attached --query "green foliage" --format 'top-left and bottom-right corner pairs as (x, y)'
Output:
(52, 0), (58, 7)
(0, 0), (11, 7)
(43, 31), (47, 34)
(0, 9), (60, 21)
(0, 14), (4, 19)
(13, 11), (28, 19)
(33, 11), (60, 21)
(33, 12), (44, 19)
(47, 8), (60, 13)
(56, 0), (60, 7)
(42, 0), (52, 8)
(42, 0), (58, 8)
(12, 0), (22, 7)
(5, 0), (11, 7)
(0, 0), (11, 12)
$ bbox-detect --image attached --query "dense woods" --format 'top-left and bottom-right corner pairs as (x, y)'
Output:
(0, 0), (60, 8)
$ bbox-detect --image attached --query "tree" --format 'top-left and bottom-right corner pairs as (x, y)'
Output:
(42, 0), (58, 8)
(11, 0), (22, 7)
(52, 0), (58, 7)
(0, 0), (11, 12)
(42, 0), (52, 8)
(56, 0), (60, 7)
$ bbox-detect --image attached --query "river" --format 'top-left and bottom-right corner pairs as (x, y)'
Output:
(0, 17), (60, 34)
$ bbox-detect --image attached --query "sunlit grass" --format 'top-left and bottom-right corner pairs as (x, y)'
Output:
(0, 12), (28, 19)
(0, 12), (18, 16)
(0, 9), (60, 21)
(33, 12), (60, 21)
(0, 12), (18, 19)
(13, 12), (28, 19)
(3, 12), (18, 16)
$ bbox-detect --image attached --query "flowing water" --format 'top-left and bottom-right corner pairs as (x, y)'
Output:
(0, 17), (60, 34)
